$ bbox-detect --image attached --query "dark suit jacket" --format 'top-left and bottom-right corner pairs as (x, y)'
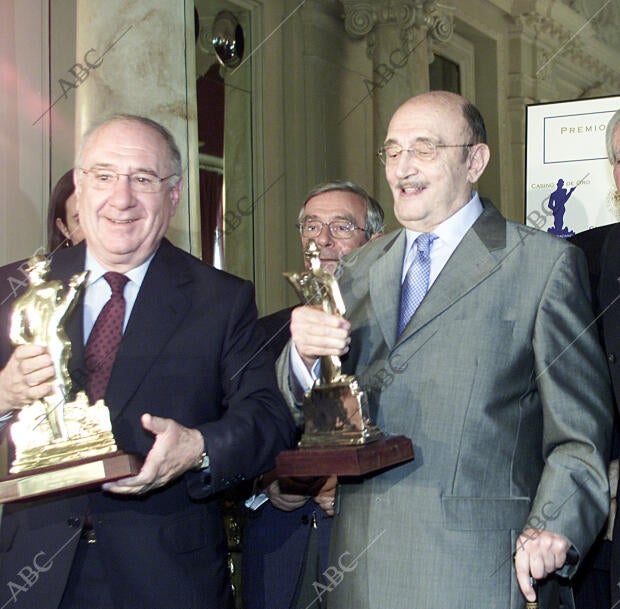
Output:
(0, 239), (296, 609)
(573, 223), (620, 605)
(582, 224), (620, 404)
(570, 225), (613, 318)
(256, 306), (295, 359)
(570, 224), (620, 609)
(242, 305), (333, 609)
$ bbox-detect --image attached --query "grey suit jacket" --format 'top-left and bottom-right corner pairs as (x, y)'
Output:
(278, 201), (613, 609)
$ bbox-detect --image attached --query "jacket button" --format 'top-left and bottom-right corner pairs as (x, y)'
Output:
(67, 517), (80, 528)
(609, 352), (617, 363)
(301, 515), (309, 525)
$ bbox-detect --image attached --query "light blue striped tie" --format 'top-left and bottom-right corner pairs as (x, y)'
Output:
(398, 233), (437, 337)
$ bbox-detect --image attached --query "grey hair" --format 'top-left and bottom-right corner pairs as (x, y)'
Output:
(75, 114), (182, 182)
(606, 109), (620, 165)
(297, 181), (384, 239)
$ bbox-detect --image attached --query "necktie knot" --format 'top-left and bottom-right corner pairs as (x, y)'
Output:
(104, 272), (128, 297)
(415, 232), (436, 259)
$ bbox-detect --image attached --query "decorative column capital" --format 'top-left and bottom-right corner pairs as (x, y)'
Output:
(342, 0), (453, 44)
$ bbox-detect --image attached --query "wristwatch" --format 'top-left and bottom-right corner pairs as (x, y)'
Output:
(192, 440), (210, 471)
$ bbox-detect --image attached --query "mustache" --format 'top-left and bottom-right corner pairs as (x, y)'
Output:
(318, 249), (341, 260)
(397, 180), (427, 190)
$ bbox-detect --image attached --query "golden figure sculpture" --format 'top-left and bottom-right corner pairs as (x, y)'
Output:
(284, 240), (381, 445)
(9, 254), (88, 440)
(285, 240), (346, 385)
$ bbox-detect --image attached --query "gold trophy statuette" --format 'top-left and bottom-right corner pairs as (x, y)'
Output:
(276, 240), (413, 476)
(0, 255), (139, 502)
(284, 240), (382, 447)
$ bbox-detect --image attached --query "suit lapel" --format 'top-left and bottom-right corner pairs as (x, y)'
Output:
(396, 201), (507, 344)
(104, 240), (192, 420)
(368, 230), (407, 351)
(600, 223), (620, 309)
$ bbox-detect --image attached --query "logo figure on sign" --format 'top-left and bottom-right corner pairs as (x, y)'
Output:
(547, 178), (576, 238)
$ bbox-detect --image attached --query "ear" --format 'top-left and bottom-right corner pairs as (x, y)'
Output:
(55, 217), (70, 239)
(368, 232), (383, 242)
(466, 143), (490, 184)
(168, 177), (184, 217)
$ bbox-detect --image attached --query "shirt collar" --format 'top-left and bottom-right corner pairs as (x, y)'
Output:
(84, 249), (155, 290)
(404, 190), (484, 251)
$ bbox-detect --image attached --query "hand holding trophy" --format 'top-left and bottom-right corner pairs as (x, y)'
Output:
(0, 255), (140, 502)
(276, 240), (413, 476)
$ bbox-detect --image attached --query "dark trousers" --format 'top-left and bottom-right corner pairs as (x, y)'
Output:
(59, 535), (115, 609)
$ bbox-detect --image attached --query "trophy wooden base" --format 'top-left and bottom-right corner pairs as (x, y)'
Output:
(275, 435), (414, 477)
(0, 451), (143, 504)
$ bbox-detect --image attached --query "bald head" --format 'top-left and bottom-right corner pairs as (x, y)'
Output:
(383, 91), (490, 232)
(390, 91), (487, 154)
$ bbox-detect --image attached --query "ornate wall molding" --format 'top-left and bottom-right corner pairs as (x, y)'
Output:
(563, 0), (620, 51)
(342, 1), (454, 59)
(513, 9), (620, 93)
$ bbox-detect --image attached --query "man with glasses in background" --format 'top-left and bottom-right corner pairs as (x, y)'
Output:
(277, 91), (612, 608)
(243, 181), (383, 609)
(0, 114), (295, 609)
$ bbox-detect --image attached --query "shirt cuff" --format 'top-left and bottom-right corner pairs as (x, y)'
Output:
(0, 411), (14, 432)
(290, 344), (318, 393)
(245, 492), (269, 510)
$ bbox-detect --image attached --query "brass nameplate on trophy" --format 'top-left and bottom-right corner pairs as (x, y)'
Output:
(279, 240), (414, 477)
(0, 451), (143, 503)
(0, 255), (142, 501)
(276, 435), (414, 477)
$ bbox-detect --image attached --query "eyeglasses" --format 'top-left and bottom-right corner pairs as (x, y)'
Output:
(297, 219), (365, 240)
(377, 141), (473, 165)
(79, 168), (178, 193)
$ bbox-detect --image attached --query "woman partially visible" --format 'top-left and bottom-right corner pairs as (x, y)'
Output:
(47, 170), (84, 251)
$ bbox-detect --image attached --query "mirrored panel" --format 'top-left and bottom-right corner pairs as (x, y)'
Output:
(195, 0), (254, 282)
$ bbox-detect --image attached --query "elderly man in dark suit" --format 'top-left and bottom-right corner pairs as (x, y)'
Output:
(0, 114), (296, 609)
(570, 107), (620, 609)
(277, 91), (613, 608)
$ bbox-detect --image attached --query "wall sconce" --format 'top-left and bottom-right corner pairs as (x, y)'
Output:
(212, 10), (244, 68)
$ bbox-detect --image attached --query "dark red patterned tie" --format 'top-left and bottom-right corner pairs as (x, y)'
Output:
(85, 272), (129, 403)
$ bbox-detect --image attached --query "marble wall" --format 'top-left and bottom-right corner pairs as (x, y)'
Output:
(75, 0), (200, 255)
(0, 1), (50, 265)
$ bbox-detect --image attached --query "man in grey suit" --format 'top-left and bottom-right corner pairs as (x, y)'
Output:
(278, 91), (613, 608)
